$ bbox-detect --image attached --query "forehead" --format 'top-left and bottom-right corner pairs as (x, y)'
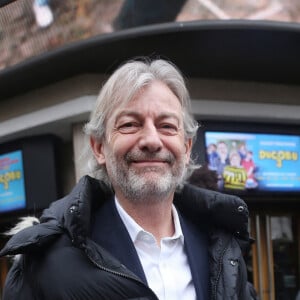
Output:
(110, 81), (182, 122)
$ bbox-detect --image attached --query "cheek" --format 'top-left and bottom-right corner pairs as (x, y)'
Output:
(166, 138), (189, 158)
(109, 135), (136, 156)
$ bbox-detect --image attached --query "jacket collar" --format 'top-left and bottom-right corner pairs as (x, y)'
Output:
(43, 176), (249, 247)
(0, 175), (250, 259)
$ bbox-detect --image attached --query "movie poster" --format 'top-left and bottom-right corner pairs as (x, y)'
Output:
(0, 150), (26, 213)
(205, 132), (300, 192)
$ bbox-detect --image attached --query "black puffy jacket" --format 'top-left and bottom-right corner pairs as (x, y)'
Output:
(0, 175), (252, 300)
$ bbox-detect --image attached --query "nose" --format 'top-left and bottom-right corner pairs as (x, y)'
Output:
(138, 121), (163, 153)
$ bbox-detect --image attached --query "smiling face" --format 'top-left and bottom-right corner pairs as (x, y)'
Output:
(90, 80), (192, 203)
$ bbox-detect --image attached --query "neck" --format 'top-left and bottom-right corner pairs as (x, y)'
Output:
(116, 193), (175, 244)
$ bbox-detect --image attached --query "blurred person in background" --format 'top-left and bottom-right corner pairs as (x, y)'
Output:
(188, 164), (258, 300)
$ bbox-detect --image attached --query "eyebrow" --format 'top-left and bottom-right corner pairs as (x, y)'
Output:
(115, 110), (181, 123)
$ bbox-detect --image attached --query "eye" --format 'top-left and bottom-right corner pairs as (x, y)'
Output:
(159, 123), (179, 135)
(117, 122), (140, 134)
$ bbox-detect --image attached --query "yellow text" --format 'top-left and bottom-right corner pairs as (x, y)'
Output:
(0, 171), (22, 190)
(259, 150), (298, 168)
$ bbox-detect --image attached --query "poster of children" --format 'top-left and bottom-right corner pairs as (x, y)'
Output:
(205, 131), (300, 192)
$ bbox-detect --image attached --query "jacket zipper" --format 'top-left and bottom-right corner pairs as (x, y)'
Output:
(85, 250), (159, 300)
(211, 239), (231, 300)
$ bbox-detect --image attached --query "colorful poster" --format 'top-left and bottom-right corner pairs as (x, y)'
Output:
(205, 132), (300, 192)
(0, 150), (26, 213)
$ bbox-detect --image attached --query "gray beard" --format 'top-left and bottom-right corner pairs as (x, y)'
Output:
(107, 151), (186, 203)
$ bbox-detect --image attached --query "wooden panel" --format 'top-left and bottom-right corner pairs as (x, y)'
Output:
(251, 214), (275, 300)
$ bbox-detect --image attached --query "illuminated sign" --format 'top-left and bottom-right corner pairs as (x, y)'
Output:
(205, 132), (300, 192)
(0, 150), (26, 213)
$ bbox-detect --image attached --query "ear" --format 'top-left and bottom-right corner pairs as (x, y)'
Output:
(90, 136), (106, 165)
(184, 138), (193, 162)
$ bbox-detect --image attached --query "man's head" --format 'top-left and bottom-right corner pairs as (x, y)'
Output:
(84, 58), (198, 198)
(217, 141), (228, 161)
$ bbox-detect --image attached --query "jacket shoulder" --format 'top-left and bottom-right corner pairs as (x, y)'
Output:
(175, 184), (249, 234)
(0, 221), (63, 257)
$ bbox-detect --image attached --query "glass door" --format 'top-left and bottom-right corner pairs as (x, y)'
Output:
(249, 214), (300, 300)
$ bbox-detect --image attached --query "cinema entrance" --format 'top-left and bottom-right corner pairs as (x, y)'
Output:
(247, 211), (300, 300)
(195, 120), (300, 300)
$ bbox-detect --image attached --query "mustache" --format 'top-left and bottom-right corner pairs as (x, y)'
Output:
(125, 151), (175, 164)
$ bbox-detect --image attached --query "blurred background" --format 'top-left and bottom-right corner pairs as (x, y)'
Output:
(1, 0), (300, 70)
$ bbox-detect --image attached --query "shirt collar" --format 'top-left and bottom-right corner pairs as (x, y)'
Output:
(115, 197), (184, 244)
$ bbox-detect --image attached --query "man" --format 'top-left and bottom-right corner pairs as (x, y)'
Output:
(0, 58), (251, 299)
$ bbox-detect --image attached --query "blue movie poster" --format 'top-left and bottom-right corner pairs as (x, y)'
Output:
(205, 132), (300, 192)
(0, 150), (26, 213)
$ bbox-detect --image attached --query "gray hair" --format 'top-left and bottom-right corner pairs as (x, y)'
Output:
(84, 58), (199, 187)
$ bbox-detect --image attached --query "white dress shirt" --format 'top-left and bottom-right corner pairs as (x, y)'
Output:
(115, 198), (196, 300)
